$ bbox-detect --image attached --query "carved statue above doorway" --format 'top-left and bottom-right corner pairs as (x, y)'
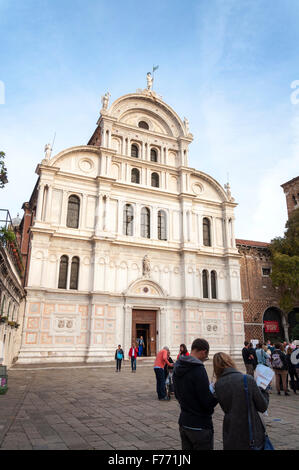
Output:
(142, 255), (151, 277)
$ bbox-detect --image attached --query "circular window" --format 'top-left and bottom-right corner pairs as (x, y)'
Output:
(143, 287), (149, 293)
(138, 121), (149, 130)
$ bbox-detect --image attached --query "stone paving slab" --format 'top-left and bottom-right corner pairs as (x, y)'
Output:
(0, 361), (298, 450)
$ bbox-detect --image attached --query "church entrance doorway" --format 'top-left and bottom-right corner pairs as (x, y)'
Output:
(132, 310), (156, 357)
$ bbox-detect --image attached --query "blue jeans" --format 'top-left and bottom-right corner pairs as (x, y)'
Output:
(154, 367), (166, 399)
(131, 357), (136, 371)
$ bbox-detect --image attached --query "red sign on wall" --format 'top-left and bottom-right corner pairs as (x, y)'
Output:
(264, 321), (280, 333)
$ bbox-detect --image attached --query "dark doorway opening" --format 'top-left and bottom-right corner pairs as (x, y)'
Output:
(263, 307), (285, 343)
(136, 324), (150, 356)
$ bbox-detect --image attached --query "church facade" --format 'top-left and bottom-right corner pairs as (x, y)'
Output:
(18, 82), (244, 363)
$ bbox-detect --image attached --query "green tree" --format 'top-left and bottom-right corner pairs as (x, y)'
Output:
(269, 208), (299, 312)
(0, 151), (8, 188)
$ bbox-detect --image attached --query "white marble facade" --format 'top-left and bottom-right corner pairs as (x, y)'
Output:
(18, 86), (244, 363)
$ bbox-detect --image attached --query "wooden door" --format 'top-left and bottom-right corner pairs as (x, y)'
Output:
(132, 310), (157, 356)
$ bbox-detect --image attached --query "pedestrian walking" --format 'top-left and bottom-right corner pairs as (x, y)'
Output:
(271, 343), (289, 395)
(173, 338), (218, 450)
(242, 341), (256, 376)
(213, 352), (270, 450)
(154, 347), (174, 400)
(129, 343), (138, 373)
(286, 346), (298, 394)
(176, 343), (190, 361)
(115, 344), (124, 372)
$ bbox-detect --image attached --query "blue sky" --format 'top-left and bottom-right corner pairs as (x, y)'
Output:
(1, 0), (299, 241)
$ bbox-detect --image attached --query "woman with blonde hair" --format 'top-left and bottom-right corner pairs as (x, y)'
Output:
(213, 352), (270, 450)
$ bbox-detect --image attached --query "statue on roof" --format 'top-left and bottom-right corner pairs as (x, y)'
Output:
(146, 72), (153, 91)
(224, 182), (235, 202)
(44, 143), (52, 159)
(183, 117), (189, 134)
(101, 92), (111, 111)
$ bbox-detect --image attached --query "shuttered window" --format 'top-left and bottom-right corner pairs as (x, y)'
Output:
(202, 270), (209, 298)
(70, 257), (79, 290)
(123, 204), (134, 236)
(211, 271), (217, 299)
(158, 210), (167, 240)
(151, 172), (159, 188)
(203, 218), (211, 246)
(141, 207), (150, 238)
(58, 255), (69, 289)
(67, 195), (80, 228)
(131, 168), (140, 184)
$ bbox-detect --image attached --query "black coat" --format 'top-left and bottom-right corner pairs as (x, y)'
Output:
(115, 349), (124, 360)
(214, 367), (269, 450)
(173, 356), (218, 429)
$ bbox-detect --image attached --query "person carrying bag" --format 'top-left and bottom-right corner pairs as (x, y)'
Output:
(243, 374), (274, 450)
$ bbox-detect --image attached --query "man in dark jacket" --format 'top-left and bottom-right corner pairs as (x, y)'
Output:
(242, 341), (256, 376)
(173, 338), (218, 450)
(272, 343), (289, 395)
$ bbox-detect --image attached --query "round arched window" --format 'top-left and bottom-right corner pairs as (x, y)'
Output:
(150, 149), (158, 162)
(131, 144), (139, 158)
(138, 121), (149, 130)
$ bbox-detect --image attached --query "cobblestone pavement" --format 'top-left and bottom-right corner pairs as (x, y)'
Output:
(0, 360), (298, 450)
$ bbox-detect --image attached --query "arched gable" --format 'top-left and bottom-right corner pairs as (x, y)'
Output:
(124, 278), (167, 297)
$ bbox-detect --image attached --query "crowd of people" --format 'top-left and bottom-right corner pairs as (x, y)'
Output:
(114, 337), (298, 450)
(242, 340), (299, 395)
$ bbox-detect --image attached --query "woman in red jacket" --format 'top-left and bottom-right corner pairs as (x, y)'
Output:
(177, 344), (190, 361)
(129, 343), (139, 372)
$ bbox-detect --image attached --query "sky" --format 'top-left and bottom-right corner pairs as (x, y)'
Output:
(1, 0), (299, 242)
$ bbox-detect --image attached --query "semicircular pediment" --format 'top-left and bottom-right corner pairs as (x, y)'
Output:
(124, 278), (167, 297)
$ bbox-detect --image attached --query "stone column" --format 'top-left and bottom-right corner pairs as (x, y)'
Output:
(45, 185), (53, 223)
(124, 305), (132, 354)
(152, 207), (158, 239)
(35, 183), (45, 222)
(95, 194), (103, 235)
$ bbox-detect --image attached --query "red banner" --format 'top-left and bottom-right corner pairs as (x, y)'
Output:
(264, 321), (279, 333)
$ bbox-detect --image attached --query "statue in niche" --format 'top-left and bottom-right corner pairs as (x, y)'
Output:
(142, 255), (151, 277)
(101, 92), (111, 110)
(44, 143), (52, 159)
(146, 72), (153, 91)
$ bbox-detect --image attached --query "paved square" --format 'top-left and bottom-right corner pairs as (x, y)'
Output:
(0, 360), (298, 450)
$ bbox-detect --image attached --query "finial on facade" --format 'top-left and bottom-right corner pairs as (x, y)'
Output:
(142, 254), (151, 277)
(44, 143), (52, 159)
(101, 92), (111, 112)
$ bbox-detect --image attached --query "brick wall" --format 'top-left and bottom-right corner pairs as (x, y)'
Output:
(281, 176), (299, 219)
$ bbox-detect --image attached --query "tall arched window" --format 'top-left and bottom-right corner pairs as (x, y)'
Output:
(141, 207), (150, 238)
(67, 195), (80, 228)
(203, 218), (211, 246)
(70, 257), (79, 290)
(211, 271), (217, 299)
(131, 144), (139, 158)
(151, 172), (159, 188)
(131, 168), (140, 184)
(150, 149), (158, 162)
(123, 204), (134, 236)
(158, 210), (167, 240)
(58, 255), (69, 289)
(202, 270), (209, 298)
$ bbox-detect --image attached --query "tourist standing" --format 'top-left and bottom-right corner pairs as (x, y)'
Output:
(242, 341), (256, 376)
(271, 343), (289, 395)
(129, 343), (138, 373)
(256, 343), (269, 366)
(213, 352), (269, 450)
(173, 338), (218, 450)
(137, 336), (145, 357)
(115, 345), (124, 372)
(286, 346), (298, 394)
(176, 344), (190, 360)
(267, 340), (275, 354)
(154, 347), (174, 400)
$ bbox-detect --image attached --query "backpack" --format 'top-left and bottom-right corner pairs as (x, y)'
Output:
(117, 351), (123, 360)
(271, 352), (283, 369)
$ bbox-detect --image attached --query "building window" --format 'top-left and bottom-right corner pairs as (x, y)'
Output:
(150, 149), (158, 162)
(262, 267), (271, 276)
(131, 168), (140, 184)
(202, 270), (209, 298)
(70, 257), (79, 290)
(211, 271), (217, 299)
(141, 207), (150, 238)
(131, 144), (139, 158)
(138, 121), (149, 130)
(158, 210), (167, 240)
(0, 296), (5, 315)
(66, 195), (80, 228)
(123, 204), (134, 236)
(203, 218), (211, 246)
(151, 172), (159, 188)
(58, 255), (69, 289)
